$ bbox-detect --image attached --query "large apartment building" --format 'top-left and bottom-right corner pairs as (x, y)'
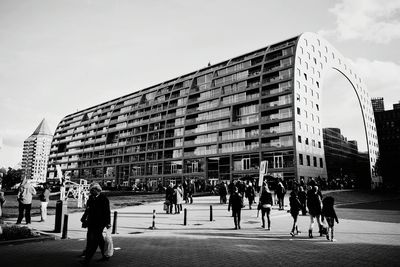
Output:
(22, 119), (53, 183)
(47, 33), (379, 189)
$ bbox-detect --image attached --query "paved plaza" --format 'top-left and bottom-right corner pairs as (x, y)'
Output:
(1, 195), (400, 266)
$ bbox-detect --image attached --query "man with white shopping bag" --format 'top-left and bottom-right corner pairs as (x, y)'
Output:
(80, 183), (111, 265)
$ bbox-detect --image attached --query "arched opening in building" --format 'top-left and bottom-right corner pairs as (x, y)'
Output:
(321, 69), (370, 189)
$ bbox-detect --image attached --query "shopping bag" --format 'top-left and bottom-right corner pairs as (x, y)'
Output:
(104, 229), (114, 257)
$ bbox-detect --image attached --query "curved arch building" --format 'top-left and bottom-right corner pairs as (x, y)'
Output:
(47, 33), (380, 189)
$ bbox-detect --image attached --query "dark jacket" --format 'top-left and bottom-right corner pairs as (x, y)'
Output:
(259, 191), (273, 205)
(321, 196), (339, 223)
(165, 186), (174, 203)
(289, 194), (301, 215)
(307, 189), (322, 216)
(228, 192), (243, 210)
(245, 186), (255, 200)
(81, 194), (111, 229)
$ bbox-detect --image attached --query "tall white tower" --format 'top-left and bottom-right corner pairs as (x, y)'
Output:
(21, 119), (53, 183)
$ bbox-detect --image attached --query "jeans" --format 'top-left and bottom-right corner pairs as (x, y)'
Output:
(233, 209), (241, 228)
(261, 207), (271, 228)
(17, 202), (32, 224)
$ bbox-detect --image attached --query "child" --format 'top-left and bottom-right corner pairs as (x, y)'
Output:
(321, 196), (339, 241)
(289, 191), (301, 236)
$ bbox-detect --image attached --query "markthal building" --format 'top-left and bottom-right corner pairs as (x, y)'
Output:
(47, 32), (380, 190)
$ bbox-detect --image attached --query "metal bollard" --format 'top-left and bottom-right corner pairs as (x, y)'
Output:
(210, 205), (213, 221)
(61, 214), (68, 239)
(54, 200), (67, 233)
(151, 209), (156, 229)
(112, 211), (118, 234)
(184, 208), (187, 226)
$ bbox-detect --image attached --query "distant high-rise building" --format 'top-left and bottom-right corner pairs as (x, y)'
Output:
(371, 97), (385, 113)
(393, 101), (400, 110)
(374, 102), (400, 188)
(21, 119), (53, 183)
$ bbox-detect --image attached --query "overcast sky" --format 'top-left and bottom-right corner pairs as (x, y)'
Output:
(1, 0), (399, 168)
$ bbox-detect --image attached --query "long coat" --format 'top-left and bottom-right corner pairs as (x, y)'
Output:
(82, 194), (111, 229)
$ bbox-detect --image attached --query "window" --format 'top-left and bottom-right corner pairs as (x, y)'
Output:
(312, 139), (316, 147)
(296, 94), (300, 101)
(273, 155), (283, 169)
(318, 141), (321, 148)
(192, 162), (199, 172)
(298, 135), (302, 143)
(320, 158), (324, 168)
(316, 81), (320, 88)
(304, 73), (308, 80)
(305, 138), (309, 145)
(299, 154), (304, 165)
(297, 121), (301, 129)
(242, 158), (251, 170)
(306, 155), (311, 166)
(297, 107), (301, 115)
(313, 156), (317, 167)
(316, 104), (319, 111)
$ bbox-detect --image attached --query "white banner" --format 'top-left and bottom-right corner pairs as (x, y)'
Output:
(259, 161), (268, 187)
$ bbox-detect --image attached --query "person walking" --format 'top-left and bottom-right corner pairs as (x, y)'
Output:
(80, 183), (111, 264)
(228, 187), (243, 229)
(245, 182), (255, 209)
(39, 183), (51, 222)
(289, 191), (301, 236)
(0, 191), (6, 218)
(321, 196), (339, 241)
(276, 181), (286, 210)
(165, 183), (174, 214)
(176, 183), (184, 213)
(259, 184), (273, 230)
(219, 182), (228, 204)
(298, 186), (307, 215)
(188, 180), (195, 204)
(307, 185), (323, 238)
(16, 179), (36, 225)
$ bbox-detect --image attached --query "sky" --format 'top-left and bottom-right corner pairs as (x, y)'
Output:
(0, 0), (399, 168)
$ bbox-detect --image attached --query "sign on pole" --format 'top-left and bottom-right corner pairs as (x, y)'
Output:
(259, 160), (268, 187)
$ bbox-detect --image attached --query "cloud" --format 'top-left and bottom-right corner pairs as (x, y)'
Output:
(319, 0), (400, 44)
(352, 58), (400, 108)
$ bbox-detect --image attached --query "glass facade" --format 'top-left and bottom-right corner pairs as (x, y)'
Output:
(48, 37), (300, 188)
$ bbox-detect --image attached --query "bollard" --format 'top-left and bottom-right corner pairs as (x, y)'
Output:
(54, 200), (67, 233)
(210, 205), (213, 222)
(151, 209), (156, 229)
(61, 214), (68, 239)
(184, 208), (187, 226)
(112, 211), (118, 234)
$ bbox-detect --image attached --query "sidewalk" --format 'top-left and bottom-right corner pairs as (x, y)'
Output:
(1, 195), (400, 266)
(4, 194), (400, 245)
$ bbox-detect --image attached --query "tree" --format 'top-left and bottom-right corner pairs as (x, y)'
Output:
(2, 168), (23, 189)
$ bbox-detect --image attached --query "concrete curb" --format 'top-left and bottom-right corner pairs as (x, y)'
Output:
(0, 233), (57, 246)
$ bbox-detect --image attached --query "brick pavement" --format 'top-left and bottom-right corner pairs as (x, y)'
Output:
(1, 195), (400, 266)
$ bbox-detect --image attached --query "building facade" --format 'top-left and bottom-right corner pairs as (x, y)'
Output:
(22, 119), (53, 183)
(372, 97), (385, 113)
(374, 102), (400, 188)
(47, 33), (379, 189)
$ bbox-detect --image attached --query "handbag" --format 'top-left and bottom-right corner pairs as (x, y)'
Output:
(104, 229), (114, 257)
(262, 204), (272, 208)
